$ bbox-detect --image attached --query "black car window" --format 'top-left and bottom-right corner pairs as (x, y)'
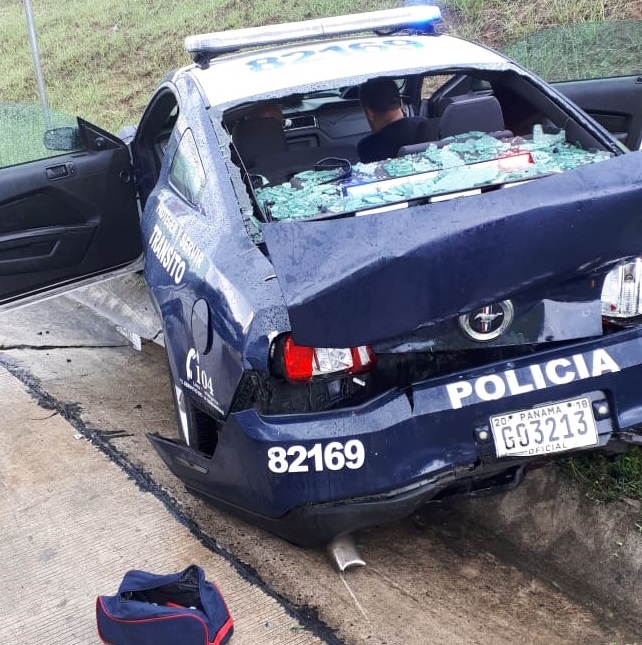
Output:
(0, 104), (83, 169)
(503, 20), (642, 82)
(169, 128), (206, 208)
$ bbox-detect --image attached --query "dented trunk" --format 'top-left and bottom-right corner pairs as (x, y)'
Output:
(263, 151), (642, 348)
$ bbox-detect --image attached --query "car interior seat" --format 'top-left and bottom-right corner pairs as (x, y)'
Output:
(397, 94), (512, 157)
(438, 94), (508, 139)
(232, 115), (360, 185)
(412, 117), (440, 145)
(231, 117), (288, 169)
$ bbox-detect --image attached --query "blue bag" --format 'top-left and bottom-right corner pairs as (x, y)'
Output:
(96, 564), (234, 645)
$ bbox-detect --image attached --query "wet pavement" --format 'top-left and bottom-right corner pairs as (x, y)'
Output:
(0, 299), (327, 645)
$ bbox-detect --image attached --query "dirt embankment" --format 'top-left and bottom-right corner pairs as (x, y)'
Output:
(460, 464), (642, 635)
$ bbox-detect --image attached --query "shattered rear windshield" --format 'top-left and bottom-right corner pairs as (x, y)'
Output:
(253, 126), (612, 226)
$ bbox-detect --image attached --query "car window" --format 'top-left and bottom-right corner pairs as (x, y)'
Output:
(168, 128), (206, 208)
(0, 103), (83, 169)
(421, 74), (457, 97)
(503, 20), (642, 82)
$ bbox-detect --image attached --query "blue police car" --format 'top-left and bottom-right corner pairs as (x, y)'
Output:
(1, 6), (642, 547)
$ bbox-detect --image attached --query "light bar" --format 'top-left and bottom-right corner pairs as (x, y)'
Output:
(185, 5), (441, 61)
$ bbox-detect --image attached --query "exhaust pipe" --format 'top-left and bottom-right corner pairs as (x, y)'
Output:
(327, 534), (365, 572)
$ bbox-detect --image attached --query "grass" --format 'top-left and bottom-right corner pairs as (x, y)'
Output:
(2, 0), (640, 131)
(445, 0), (641, 46)
(0, 0), (397, 132)
(2, 0), (642, 503)
(502, 19), (642, 81)
(562, 447), (642, 504)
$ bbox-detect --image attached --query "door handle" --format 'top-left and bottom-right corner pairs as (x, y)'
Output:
(45, 162), (75, 180)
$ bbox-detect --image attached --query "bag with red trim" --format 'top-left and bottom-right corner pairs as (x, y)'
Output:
(96, 564), (233, 645)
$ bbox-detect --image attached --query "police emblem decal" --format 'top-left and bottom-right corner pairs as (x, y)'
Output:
(458, 300), (514, 341)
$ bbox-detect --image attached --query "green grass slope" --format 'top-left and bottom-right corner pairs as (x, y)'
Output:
(2, 0), (639, 130)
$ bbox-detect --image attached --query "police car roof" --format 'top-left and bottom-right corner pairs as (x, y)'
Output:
(190, 34), (513, 108)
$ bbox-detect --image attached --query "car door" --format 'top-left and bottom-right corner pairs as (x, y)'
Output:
(0, 107), (142, 310)
(503, 19), (642, 150)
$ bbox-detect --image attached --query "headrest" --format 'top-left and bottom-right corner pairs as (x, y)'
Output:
(438, 95), (505, 139)
(232, 117), (287, 167)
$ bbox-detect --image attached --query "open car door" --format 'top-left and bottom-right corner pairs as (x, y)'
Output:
(0, 109), (141, 311)
(504, 19), (642, 150)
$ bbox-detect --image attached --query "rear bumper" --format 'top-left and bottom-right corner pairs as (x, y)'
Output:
(150, 327), (642, 545)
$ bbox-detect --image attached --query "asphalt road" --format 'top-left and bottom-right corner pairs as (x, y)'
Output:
(0, 297), (638, 645)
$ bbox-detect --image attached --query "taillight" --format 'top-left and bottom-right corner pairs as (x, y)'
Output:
(276, 334), (377, 382)
(601, 259), (642, 319)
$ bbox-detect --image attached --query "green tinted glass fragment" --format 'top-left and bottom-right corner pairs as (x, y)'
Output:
(254, 126), (613, 225)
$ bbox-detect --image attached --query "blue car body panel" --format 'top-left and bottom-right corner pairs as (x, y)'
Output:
(149, 325), (642, 545)
(140, 77), (291, 414)
(264, 151), (642, 347)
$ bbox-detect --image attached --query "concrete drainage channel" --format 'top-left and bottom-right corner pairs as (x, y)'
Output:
(459, 466), (642, 634)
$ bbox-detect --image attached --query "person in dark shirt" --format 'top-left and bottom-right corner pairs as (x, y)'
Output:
(357, 78), (429, 163)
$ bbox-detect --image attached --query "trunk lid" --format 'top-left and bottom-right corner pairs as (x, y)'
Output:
(263, 151), (642, 347)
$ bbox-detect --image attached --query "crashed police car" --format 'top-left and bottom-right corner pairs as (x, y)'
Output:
(2, 5), (642, 549)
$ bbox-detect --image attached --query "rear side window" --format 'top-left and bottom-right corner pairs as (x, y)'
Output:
(169, 128), (206, 207)
(503, 20), (642, 82)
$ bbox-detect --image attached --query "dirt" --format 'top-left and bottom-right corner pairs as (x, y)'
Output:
(2, 322), (640, 644)
(460, 464), (642, 636)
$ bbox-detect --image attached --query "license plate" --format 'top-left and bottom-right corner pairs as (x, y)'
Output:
(489, 396), (598, 458)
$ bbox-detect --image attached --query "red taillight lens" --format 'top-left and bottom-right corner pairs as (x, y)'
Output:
(282, 336), (315, 381)
(280, 335), (377, 382)
(348, 345), (377, 374)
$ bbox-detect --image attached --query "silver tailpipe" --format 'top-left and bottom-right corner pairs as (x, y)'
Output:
(327, 534), (365, 572)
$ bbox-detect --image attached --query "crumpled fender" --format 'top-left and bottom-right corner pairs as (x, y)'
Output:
(263, 151), (642, 347)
